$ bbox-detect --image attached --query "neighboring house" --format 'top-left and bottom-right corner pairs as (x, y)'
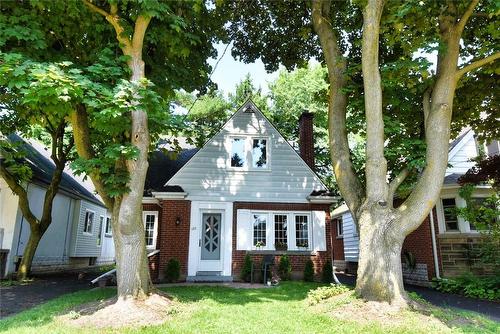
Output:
(0, 135), (115, 278)
(332, 129), (498, 286)
(142, 100), (337, 282)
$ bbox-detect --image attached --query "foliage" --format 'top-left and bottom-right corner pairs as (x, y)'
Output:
(303, 259), (315, 282)
(240, 254), (253, 282)
(433, 273), (500, 301)
(228, 74), (268, 112)
(321, 260), (334, 283)
(165, 258), (181, 283)
(459, 155), (500, 189)
(306, 284), (351, 305)
(277, 255), (292, 281)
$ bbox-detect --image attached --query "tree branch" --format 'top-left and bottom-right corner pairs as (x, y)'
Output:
(456, 52), (500, 80)
(456, 0), (479, 33)
(132, 15), (152, 52)
(311, 0), (364, 216)
(423, 87), (431, 128)
(69, 104), (114, 208)
(362, 0), (388, 202)
(388, 167), (410, 205)
(0, 164), (39, 226)
(82, 0), (110, 18)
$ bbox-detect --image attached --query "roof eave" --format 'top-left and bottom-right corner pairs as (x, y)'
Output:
(151, 191), (188, 200)
(307, 195), (340, 204)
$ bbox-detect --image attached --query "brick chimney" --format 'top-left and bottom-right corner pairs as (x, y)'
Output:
(299, 111), (314, 169)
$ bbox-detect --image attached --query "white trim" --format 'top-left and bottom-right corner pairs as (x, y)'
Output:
(429, 209), (440, 279)
(336, 218), (344, 238)
(448, 129), (474, 162)
(151, 192), (187, 199)
(142, 197), (160, 204)
(143, 211), (159, 250)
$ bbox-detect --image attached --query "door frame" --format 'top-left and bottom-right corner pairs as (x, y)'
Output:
(188, 201), (233, 277)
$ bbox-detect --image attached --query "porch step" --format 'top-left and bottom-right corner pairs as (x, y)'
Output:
(196, 271), (222, 276)
(187, 273), (233, 282)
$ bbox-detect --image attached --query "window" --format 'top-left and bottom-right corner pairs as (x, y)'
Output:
(252, 139), (267, 168)
(83, 210), (94, 234)
(295, 215), (309, 248)
(442, 198), (459, 231)
(97, 216), (104, 246)
(253, 213), (267, 247)
(105, 217), (112, 235)
(274, 214), (288, 248)
(230, 136), (269, 169)
(143, 212), (158, 249)
(336, 219), (343, 237)
(231, 138), (246, 167)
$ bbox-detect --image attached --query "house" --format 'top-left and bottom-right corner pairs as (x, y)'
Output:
(142, 100), (337, 282)
(0, 135), (115, 278)
(331, 129), (498, 286)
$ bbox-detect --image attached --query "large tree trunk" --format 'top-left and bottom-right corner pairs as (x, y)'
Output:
(354, 207), (406, 305)
(16, 226), (43, 281)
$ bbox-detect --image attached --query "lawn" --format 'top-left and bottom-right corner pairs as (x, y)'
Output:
(0, 282), (498, 334)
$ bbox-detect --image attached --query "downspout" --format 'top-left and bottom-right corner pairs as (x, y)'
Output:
(429, 209), (441, 279)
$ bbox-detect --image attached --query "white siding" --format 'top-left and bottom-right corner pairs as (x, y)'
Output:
(69, 199), (107, 257)
(446, 131), (478, 176)
(167, 101), (326, 203)
(98, 211), (115, 264)
(0, 178), (19, 251)
(341, 213), (359, 262)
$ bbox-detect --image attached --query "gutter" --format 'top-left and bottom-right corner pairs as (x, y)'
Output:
(429, 209), (441, 279)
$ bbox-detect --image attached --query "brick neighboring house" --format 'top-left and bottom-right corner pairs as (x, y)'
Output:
(142, 100), (337, 282)
(332, 129), (498, 286)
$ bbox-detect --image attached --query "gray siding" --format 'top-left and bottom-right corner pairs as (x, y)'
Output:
(446, 131), (478, 176)
(167, 101), (326, 203)
(341, 213), (359, 262)
(69, 200), (107, 257)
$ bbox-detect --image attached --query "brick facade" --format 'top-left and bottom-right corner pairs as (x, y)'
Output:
(232, 202), (332, 281)
(331, 217), (346, 270)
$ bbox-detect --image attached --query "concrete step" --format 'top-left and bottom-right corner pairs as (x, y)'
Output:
(186, 275), (233, 282)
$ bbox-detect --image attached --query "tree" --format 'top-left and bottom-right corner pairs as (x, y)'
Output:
(0, 72), (74, 280)
(224, 0), (499, 305)
(1, 0), (220, 305)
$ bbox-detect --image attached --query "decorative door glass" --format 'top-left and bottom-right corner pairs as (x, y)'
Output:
(201, 213), (221, 260)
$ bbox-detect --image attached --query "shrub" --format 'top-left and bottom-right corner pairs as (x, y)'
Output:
(306, 284), (351, 305)
(303, 259), (314, 282)
(321, 260), (333, 283)
(433, 273), (500, 301)
(165, 258), (181, 283)
(241, 254), (253, 282)
(278, 255), (292, 280)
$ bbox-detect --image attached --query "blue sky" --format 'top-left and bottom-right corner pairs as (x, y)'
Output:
(207, 43), (280, 96)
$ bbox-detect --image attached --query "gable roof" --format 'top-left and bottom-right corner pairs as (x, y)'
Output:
(157, 100), (328, 202)
(5, 134), (104, 206)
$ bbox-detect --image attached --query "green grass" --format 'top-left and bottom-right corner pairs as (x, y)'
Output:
(0, 282), (498, 334)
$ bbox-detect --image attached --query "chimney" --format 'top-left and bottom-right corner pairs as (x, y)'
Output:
(299, 111), (314, 169)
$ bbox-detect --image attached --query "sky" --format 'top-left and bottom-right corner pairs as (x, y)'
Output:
(207, 42), (280, 96)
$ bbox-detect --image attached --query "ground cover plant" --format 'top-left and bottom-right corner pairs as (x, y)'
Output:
(0, 282), (497, 334)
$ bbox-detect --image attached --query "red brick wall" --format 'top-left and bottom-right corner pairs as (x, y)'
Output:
(154, 200), (191, 279)
(231, 202), (332, 280)
(331, 217), (345, 261)
(401, 207), (441, 280)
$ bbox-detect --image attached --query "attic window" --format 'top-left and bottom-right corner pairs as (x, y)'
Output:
(252, 139), (267, 168)
(231, 138), (246, 167)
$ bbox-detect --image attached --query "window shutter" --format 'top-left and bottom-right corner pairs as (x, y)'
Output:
(312, 211), (327, 251)
(236, 209), (252, 250)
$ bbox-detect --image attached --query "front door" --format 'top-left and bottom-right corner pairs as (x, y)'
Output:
(199, 213), (223, 271)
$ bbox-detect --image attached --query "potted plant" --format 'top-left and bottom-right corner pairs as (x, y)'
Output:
(296, 241), (309, 250)
(255, 241), (265, 249)
(274, 242), (288, 251)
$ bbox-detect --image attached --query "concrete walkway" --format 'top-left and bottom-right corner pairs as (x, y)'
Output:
(336, 273), (500, 322)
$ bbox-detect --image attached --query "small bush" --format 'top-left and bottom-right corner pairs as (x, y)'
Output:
(321, 260), (333, 283)
(433, 273), (500, 301)
(165, 258), (181, 283)
(241, 254), (253, 282)
(303, 259), (314, 282)
(278, 255), (292, 280)
(307, 284), (351, 305)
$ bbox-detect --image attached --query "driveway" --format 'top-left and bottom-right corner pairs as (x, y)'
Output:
(0, 273), (92, 319)
(336, 273), (500, 322)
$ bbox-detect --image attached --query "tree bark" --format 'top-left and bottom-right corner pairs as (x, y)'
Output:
(16, 226), (43, 281)
(80, 1), (152, 299)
